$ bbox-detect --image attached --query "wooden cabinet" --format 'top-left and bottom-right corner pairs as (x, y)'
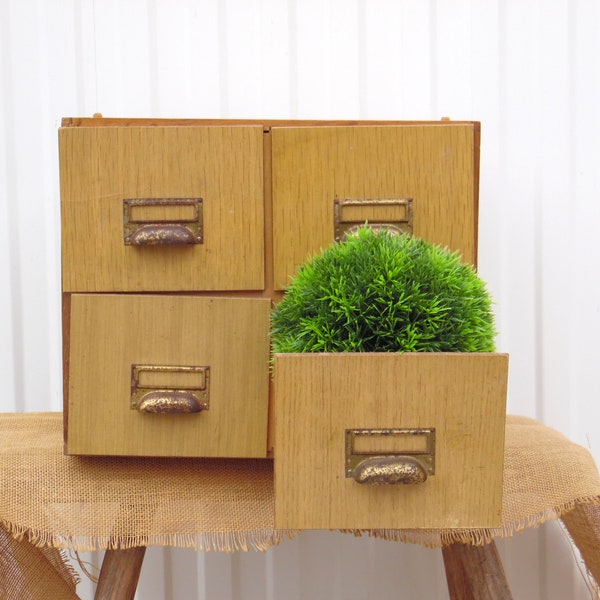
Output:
(60, 117), (506, 528)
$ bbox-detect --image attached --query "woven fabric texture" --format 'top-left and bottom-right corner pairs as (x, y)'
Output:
(1, 412), (599, 597)
(0, 413), (282, 553)
(0, 527), (79, 599)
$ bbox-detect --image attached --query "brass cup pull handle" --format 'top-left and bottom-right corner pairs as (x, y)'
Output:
(136, 390), (207, 414)
(123, 198), (203, 246)
(345, 428), (435, 484)
(351, 455), (428, 485)
(131, 365), (210, 414)
(127, 224), (198, 246)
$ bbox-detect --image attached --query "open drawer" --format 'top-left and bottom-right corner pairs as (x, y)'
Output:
(273, 352), (508, 529)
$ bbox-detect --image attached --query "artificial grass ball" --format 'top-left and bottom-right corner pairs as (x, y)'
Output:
(271, 227), (496, 353)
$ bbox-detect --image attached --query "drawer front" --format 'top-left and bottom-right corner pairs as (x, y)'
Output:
(60, 126), (265, 292)
(67, 294), (270, 457)
(274, 353), (508, 530)
(271, 124), (478, 289)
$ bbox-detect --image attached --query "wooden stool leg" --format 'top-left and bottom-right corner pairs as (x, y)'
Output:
(442, 540), (513, 599)
(94, 547), (146, 600)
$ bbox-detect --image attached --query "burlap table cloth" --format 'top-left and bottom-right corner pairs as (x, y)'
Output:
(1, 412), (599, 598)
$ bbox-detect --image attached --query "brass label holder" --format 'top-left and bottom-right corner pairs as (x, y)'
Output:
(123, 198), (203, 245)
(334, 198), (413, 242)
(130, 364), (210, 414)
(345, 428), (435, 485)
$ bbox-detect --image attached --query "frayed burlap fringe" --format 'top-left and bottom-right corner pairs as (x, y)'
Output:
(1, 519), (299, 553)
(342, 495), (600, 548)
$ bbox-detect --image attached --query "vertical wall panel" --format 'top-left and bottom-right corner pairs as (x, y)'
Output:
(202, 551), (234, 599)
(1, 1), (598, 598)
(569, 0), (600, 453)
(536, 0), (573, 432)
(135, 547), (167, 599)
(328, 0), (362, 119)
(470, 0), (505, 344)
(362, 1), (406, 118)
(495, 0), (541, 418)
(0, 0), (17, 411)
(220, 0), (264, 117)
(265, 532), (302, 600)
(292, 0), (334, 117)
(163, 547), (200, 600)
(290, 0), (364, 118)
(257, 0), (293, 119)
(71, 0), (98, 112)
(150, 1), (218, 117)
(1, 0), (27, 412)
(1, 0), (63, 412)
(398, 0), (436, 119)
(433, 0), (473, 118)
(94, 0), (154, 115)
(534, 4), (581, 598)
(33, 0), (77, 413)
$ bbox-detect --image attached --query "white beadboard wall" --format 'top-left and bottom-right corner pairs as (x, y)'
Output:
(1, 1), (599, 598)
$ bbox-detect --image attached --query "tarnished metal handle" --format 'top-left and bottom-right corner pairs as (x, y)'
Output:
(126, 224), (198, 246)
(123, 198), (203, 246)
(351, 455), (429, 485)
(130, 365), (210, 414)
(136, 390), (207, 414)
(345, 428), (435, 485)
(334, 198), (413, 242)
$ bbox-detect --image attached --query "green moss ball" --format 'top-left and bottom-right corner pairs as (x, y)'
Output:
(271, 228), (496, 353)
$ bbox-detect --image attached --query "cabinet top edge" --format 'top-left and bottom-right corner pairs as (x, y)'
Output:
(60, 117), (481, 130)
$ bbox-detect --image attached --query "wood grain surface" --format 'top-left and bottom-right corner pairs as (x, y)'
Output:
(67, 294), (270, 457)
(271, 123), (479, 288)
(60, 125), (265, 292)
(274, 352), (508, 529)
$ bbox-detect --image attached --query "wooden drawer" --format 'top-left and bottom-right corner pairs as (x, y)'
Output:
(65, 294), (270, 457)
(271, 123), (479, 289)
(273, 353), (508, 529)
(60, 125), (265, 292)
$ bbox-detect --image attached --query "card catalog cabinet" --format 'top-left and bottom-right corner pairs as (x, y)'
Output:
(60, 118), (506, 530)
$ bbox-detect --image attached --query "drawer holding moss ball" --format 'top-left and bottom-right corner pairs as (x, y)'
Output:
(271, 227), (506, 529)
